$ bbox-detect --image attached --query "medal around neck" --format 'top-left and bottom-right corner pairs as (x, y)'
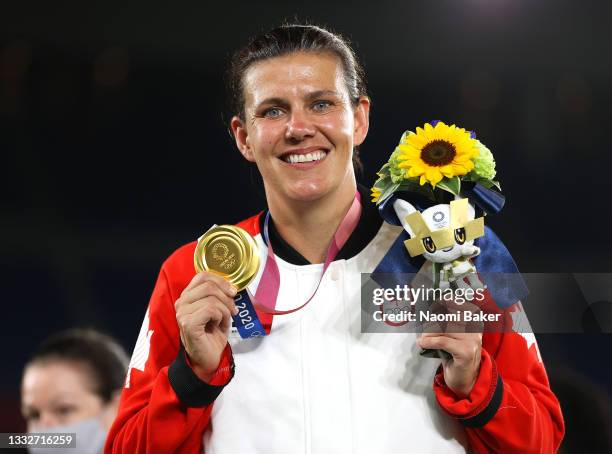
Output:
(194, 225), (260, 292)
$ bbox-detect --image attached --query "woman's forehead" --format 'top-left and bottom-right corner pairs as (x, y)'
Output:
(23, 360), (93, 396)
(243, 52), (346, 105)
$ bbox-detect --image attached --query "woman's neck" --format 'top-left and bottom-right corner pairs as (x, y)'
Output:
(266, 180), (358, 264)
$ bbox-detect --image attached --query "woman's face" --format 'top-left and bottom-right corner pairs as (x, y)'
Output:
(21, 360), (115, 431)
(232, 51), (370, 203)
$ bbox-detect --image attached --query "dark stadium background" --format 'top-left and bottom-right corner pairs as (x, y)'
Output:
(2, 0), (611, 447)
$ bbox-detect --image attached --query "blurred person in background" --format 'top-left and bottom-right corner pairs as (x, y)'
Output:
(21, 328), (128, 454)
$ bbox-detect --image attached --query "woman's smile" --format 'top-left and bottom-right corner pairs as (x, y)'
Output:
(278, 146), (330, 169)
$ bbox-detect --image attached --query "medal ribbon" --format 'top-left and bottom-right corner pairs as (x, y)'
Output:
(232, 191), (361, 338)
(255, 190), (361, 314)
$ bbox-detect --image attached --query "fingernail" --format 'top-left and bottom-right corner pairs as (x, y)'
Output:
(232, 306), (239, 316)
(229, 286), (237, 296)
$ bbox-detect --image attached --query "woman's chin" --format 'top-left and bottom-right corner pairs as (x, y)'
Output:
(285, 180), (331, 202)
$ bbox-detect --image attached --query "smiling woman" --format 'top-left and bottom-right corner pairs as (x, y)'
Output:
(106, 23), (564, 454)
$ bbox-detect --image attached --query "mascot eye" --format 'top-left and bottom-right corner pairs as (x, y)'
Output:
(422, 236), (436, 253)
(454, 227), (466, 245)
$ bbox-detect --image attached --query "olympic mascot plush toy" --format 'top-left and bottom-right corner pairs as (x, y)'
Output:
(392, 197), (485, 293)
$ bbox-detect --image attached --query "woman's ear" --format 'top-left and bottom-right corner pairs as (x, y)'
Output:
(230, 116), (256, 162)
(353, 96), (371, 147)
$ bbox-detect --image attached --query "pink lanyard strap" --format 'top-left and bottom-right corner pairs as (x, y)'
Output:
(252, 191), (362, 315)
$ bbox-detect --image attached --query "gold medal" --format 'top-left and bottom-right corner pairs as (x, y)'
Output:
(194, 225), (260, 292)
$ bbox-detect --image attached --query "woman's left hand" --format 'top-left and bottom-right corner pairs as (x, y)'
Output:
(418, 332), (482, 398)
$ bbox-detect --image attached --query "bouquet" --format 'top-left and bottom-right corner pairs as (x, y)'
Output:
(371, 120), (499, 206)
(371, 121), (504, 357)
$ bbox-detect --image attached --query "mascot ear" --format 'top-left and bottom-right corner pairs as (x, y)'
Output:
(393, 199), (418, 237)
(453, 195), (476, 220)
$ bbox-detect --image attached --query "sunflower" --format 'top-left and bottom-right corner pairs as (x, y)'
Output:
(396, 122), (479, 187)
(370, 186), (382, 203)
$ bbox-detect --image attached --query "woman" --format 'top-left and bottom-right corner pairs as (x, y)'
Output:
(21, 328), (128, 453)
(107, 24), (564, 453)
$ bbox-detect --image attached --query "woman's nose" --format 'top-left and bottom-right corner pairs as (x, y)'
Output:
(285, 110), (316, 141)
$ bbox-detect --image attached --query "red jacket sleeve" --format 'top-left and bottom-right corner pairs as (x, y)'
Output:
(433, 304), (565, 453)
(105, 243), (234, 454)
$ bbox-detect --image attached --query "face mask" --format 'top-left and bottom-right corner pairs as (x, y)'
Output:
(28, 417), (107, 454)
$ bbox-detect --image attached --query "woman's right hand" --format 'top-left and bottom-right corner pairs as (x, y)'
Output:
(174, 272), (238, 382)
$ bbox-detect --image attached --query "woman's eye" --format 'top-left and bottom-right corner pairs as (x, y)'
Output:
(312, 100), (332, 111)
(24, 410), (40, 422)
(422, 236), (436, 253)
(263, 108), (283, 118)
(55, 405), (76, 417)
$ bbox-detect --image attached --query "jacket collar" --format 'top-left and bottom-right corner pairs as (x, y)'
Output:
(258, 184), (382, 265)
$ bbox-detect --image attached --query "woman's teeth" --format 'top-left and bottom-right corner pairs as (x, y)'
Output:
(285, 150), (327, 163)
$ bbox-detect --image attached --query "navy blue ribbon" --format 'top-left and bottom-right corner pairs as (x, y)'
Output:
(232, 291), (266, 338)
(462, 182), (505, 215)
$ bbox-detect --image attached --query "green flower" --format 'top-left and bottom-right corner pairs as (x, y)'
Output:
(472, 141), (496, 180)
(388, 132), (411, 184)
(389, 148), (406, 183)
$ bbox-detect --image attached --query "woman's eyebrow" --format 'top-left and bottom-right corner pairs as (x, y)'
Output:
(50, 393), (80, 403)
(305, 90), (340, 100)
(255, 97), (289, 109)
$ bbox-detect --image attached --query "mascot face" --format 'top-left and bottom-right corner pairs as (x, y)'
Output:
(393, 198), (485, 263)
